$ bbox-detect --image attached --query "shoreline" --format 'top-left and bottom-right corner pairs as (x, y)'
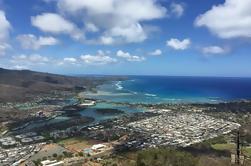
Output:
(85, 80), (251, 105)
(6, 86), (251, 135)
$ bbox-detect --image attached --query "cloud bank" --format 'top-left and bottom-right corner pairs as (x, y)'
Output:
(17, 34), (59, 50)
(195, 0), (251, 39)
(40, 0), (167, 44)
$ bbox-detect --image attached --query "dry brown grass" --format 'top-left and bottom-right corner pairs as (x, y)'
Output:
(58, 137), (102, 153)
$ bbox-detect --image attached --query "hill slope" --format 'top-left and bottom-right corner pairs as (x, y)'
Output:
(0, 68), (108, 102)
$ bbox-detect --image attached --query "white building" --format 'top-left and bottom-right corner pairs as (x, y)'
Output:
(41, 160), (64, 166)
(91, 144), (106, 152)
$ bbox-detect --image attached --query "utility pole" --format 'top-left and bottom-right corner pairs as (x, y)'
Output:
(236, 130), (240, 165)
(231, 130), (244, 165)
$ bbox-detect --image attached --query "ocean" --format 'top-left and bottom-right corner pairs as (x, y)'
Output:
(86, 76), (251, 104)
(19, 76), (251, 131)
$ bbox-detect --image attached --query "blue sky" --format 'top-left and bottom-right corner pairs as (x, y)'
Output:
(0, 0), (251, 77)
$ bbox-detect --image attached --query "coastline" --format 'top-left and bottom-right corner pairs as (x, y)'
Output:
(2, 83), (251, 166)
(6, 76), (251, 135)
(86, 76), (251, 104)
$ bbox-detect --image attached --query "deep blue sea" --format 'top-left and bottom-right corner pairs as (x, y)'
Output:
(87, 76), (251, 104)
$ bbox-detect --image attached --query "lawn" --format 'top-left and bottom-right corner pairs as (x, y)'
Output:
(243, 147), (251, 157)
(212, 143), (235, 151)
(212, 143), (251, 157)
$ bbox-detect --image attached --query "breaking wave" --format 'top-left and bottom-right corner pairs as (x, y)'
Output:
(115, 81), (123, 90)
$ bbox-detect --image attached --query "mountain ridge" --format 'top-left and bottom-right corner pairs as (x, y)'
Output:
(0, 68), (109, 102)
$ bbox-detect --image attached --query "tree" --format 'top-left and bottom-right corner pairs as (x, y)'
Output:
(42, 156), (47, 161)
(78, 152), (84, 157)
(136, 148), (198, 166)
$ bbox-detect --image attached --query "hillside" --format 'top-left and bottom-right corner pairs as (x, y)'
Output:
(0, 68), (114, 102)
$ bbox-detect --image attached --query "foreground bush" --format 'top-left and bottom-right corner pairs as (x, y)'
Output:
(136, 148), (198, 166)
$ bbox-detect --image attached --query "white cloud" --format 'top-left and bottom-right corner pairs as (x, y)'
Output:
(55, 0), (166, 44)
(149, 49), (162, 56)
(17, 34), (59, 50)
(202, 46), (227, 54)
(11, 54), (49, 65)
(107, 23), (147, 43)
(85, 22), (99, 32)
(31, 13), (83, 40)
(0, 10), (11, 41)
(195, 0), (251, 39)
(57, 57), (78, 66)
(0, 43), (11, 56)
(0, 10), (11, 56)
(170, 3), (184, 18)
(99, 36), (114, 45)
(116, 50), (145, 62)
(59, 50), (117, 66)
(64, 57), (77, 63)
(166, 38), (191, 50)
(10, 54), (80, 68)
(80, 51), (117, 65)
(12, 65), (29, 70)
(58, 0), (166, 20)
(57, 0), (115, 15)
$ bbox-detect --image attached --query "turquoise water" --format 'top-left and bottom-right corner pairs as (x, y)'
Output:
(87, 76), (251, 104)
(18, 76), (251, 131)
(17, 102), (144, 132)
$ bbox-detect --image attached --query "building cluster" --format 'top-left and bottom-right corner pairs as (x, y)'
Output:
(0, 143), (44, 165)
(49, 123), (108, 140)
(15, 132), (45, 145)
(0, 103), (242, 165)
(0, 132), (46, 165)
(0, 132), (45, 148)
(126, 111), (240, 147)
(0, 137), (17, 148)
(50, 126), (82, 139)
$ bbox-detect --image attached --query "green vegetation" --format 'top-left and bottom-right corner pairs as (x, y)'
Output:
(136, 148), (198, 166)
(205, 135), (227, 145)
(242, 132), (251, 144)
(63, 151), (73, 158)
(212, 143), (251, 158)
(103, 148), (198, 166)
(187, 136), (230, 155)
(211, 143), (235, 151)
(33, 159), (41, 166)
(78, 152), (84, 157)
(243, 147), (251, 157)
(52, 153), (58, 158)
(42, 156), (47, 160)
